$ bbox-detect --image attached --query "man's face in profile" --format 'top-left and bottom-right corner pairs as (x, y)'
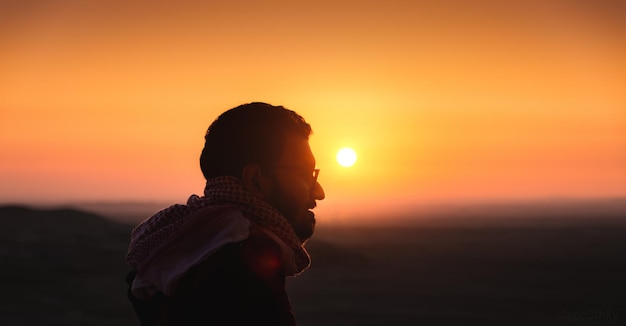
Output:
(264, 136), (325, 241)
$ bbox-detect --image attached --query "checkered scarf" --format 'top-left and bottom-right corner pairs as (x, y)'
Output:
(126, 176), (311, 278)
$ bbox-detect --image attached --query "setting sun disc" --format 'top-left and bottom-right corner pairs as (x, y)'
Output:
(336, 147), (357, 167)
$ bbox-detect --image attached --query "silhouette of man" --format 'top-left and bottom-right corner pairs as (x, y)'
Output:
(125, 102), (325, 325)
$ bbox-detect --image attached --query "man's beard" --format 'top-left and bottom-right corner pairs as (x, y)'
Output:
(266, 189), (315, 241)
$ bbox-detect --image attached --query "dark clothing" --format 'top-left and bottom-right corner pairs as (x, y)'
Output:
(127, 234), (296, 326)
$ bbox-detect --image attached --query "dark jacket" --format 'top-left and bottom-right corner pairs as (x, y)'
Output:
(127, 234), (297, 325)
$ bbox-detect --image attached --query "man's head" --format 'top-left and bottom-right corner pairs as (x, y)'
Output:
(200, 102), (325, 240)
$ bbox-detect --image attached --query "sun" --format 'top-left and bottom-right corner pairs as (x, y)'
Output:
(336, 147), (357, 167)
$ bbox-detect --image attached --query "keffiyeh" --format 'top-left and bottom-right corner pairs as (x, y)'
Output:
(125, 176), (311, 296)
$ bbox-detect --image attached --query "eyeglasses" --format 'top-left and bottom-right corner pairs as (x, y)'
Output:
(273, 166), (320, 186)
(312, 168), (320, 185)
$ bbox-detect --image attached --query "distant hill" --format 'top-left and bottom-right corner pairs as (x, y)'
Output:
(0, 205), (133, 243)
(0, 205), (137, 326)
(377, 197), (626, 227)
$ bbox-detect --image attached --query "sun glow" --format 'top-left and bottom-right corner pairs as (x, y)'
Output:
(1, 2), (625, 206)
(336, 147), (357, 167)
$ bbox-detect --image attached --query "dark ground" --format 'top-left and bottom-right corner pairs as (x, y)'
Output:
(1, 203), (625, 325)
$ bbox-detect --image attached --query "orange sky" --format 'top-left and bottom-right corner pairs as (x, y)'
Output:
(1, 0), (625, 219)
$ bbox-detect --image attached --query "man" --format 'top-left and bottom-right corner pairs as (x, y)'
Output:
(125, 102), (325, 325)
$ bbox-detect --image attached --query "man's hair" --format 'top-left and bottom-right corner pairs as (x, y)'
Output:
(200, 102), (312, 179)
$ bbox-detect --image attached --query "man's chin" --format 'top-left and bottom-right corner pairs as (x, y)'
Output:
(295, 211), (316, 241)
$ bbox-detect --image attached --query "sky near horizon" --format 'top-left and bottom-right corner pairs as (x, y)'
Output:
(1, 0), (625, 219)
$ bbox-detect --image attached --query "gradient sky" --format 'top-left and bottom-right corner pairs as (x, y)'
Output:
(1, 0), (625, 219)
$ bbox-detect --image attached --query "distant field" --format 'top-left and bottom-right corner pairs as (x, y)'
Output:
(291, 219), (626, 326)
(1, 203), (625, 325)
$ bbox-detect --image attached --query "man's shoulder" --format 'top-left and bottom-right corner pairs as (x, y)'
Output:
(184, 232), (285, 284)
(169, 233), (293, 322)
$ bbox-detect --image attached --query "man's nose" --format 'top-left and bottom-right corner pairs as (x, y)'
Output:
(311, 181), (325, 200)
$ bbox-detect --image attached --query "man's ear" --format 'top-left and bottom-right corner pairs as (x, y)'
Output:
(241, 163), (269, 197)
